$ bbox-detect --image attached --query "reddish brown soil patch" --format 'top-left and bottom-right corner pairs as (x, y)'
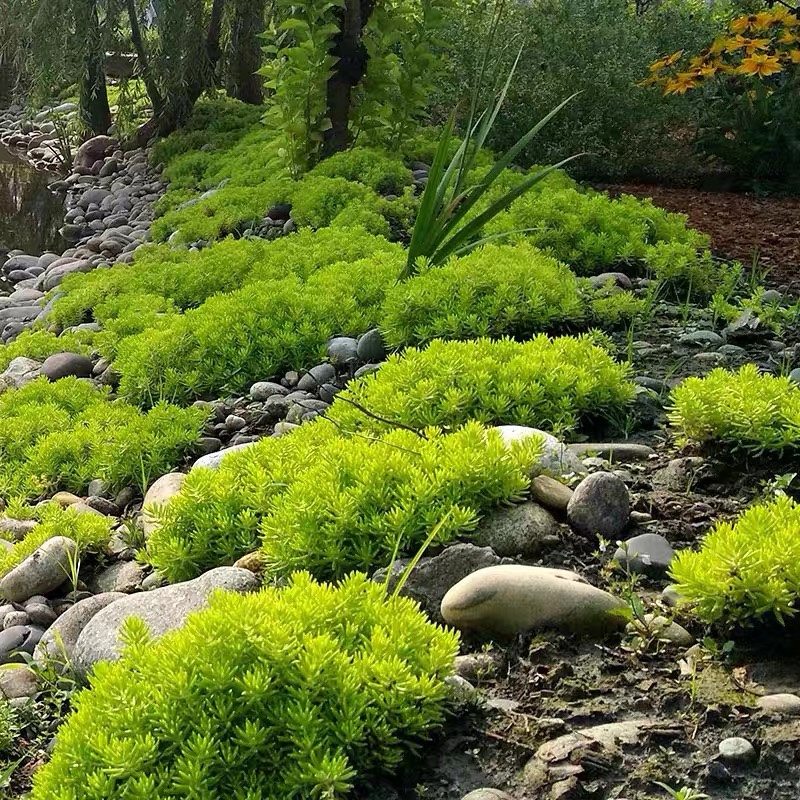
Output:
(601, 184), (800, 288)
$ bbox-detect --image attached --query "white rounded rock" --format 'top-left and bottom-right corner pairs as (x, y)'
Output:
(441, 565), (626, 638)
(142, 472), (186, 536)
(493, 426), (586, 477)
(0, 536), (79, 602)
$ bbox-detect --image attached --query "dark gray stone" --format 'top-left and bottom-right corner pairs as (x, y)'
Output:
(0, 626), (44, 664)
(614, 533), (674, 576)
(357, 328), (387, 362)
(567, 472), (630, 539)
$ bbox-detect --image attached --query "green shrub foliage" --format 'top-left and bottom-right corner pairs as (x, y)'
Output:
(380, 242), (585, 348)
(0, 503), (112, 579)
(670, 496), (800, 628)
(330, 335), (635, 436)
(0, 378), (206, 500)
(668, 365), (800, 454)
(147, 420), (537, 583)
(31, 572), (459, 799)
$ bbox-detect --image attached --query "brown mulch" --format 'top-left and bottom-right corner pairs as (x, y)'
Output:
(600, 183), (800, 287)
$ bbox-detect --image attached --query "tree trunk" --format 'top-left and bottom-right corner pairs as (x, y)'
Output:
(125, 0), (163, 116)
(79, 0), (112, 136)
(227, 0), (266, 104)
(323, 0), (374, 156)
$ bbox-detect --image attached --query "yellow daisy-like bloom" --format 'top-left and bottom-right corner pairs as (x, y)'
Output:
(723, 34), (750, 52)
(729, 15), (755, 34)
(778, 28), (799, 44)
(738, 53), (783, 77)
(664, 72), (701, 95)
(772, 8), (799, 26)
(743, 37), (773, 55)
(786, 49), (800, 64)
(664, 50), (684, 67)
(753, 11), (778, 29)
(695, 63), (719, 78)
(709, 38), (728, 55)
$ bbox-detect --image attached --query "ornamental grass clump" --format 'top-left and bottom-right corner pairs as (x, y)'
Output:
(670, 495), (800, 628)
(147, 420), (537, 583)
(668, 364), (800, 454)
(30, 572), (459, 800)
(329, 335), (635, 436)
(0, 378), (206, 500)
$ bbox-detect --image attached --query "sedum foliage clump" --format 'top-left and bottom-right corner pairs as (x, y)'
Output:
(380, 242), (585, 348)
(31, 572), (459, 800)
(330, 335), (635, 436)
(0, 378), (206, 500)
(0, 503), (112, 579)
(670, 496), (800, 628)
(147, 420), (537, 583)
(668, 365), (800, 454)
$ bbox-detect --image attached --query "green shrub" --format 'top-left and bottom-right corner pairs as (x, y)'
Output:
(311, 147), (411, 194)
(115, 253), (400, 405)
(0, 378), (206, 500)
(668, 365), (800, 454)
(31, 572), (459, 800)
(329, 335), (635, 436)
(434, 0), (730, 182)
(380, 242), (585, 348)
(670, 495), (800, 627)
(290, 176), (375, 229)
(0, 700), (19, 754)
(0, 503), (112, 579)
(147, 419), (537, 582)
(52, 228), (400, 331)
(0, 329), (95, 372)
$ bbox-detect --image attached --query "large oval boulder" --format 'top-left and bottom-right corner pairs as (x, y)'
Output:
(72, 567), (260, 678)
(493, 426), (586, 477)
(0, 536), (79, 602)
(33, 592), (125, 669)
(441, 565), (626, 638)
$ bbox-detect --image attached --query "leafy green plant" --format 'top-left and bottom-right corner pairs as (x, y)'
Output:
(329, 335), (635, 436)
(709, 289), (800, 335)
(670, 495), (800, 628)
(31, 572), (459, 799)
(0, 701), (19, 755)
(147, 419), (537, 582)
(311, 147), (412, 194)
(0, 504), (111, 581)
(668, 365), (800, 454)
(0, 378), (206, 501)
(382, 241), (585, 347)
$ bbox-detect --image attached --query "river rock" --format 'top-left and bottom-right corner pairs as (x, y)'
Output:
(249, 381), (289, 401)
(373, 543), (503, 623)
(357, 329), (386, 362)
(88, 561), (148, 594)
(718, 737), (757, 763)
(74, 136), (117, 169)
(0, 536), (79, 602)
(41, 352), (93, 380)
(567, 472), (630, 538)
(441, 565), (626, 638)
(530, 475), (573, 513)
(494, 426), (586, 476)
(191, 441), (257, 470)
(461, 791), (515, 800)
(567, 442), (655, 462)
(0, 664), (38, 698)
(0, 625), (44, 663)
(473, 502), (562, 558)
(142, 472), (186, 536)
(327, 337), (358, 365)
(33, 592), (125, 669)
(0, 357), (42, 391)
(756, 694), (800, 716)
(72, 567), (260, 677)
(297, 363), (336, 392)
(614, 533), (674, 576)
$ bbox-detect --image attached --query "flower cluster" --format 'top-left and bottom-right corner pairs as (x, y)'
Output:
(643, 7), (800, 94)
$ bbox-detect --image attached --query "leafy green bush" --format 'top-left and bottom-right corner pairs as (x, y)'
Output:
(115, 253), (400, 405)
(329, 335), (635, 436)
(31, 572), (459, 799)
(290, 176), (375, 229)
(434, 0), (730, 182)
(0, 503), (112, 579)
(51, 228), (400, 331)
(0, 700), (19, 754)
(147, 419), (536, 582)
(670, 495), (800, 627)
(484, 185), (716, 291)
(312, 147), (412, 194)
(668, 365), (800, 454)
(0, 378), (206, 500)
(380, 242), (585, 348)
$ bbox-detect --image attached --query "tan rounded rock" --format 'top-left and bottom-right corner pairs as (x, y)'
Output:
(530, 475), (573, 513)
(756, 693), (800, 716)
(441, 565), (626, 638)
(142, 472), (186, 537)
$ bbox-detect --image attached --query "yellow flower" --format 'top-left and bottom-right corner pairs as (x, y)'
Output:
(743, 37), (773, 55)
(778, 28), (799, 44)
(664, 72), (701, 95)
(772, 8), (799, 26)
(754, 11), (778, 29)
(786, 49), (800, 64)
(709, 38), (728, 55)
(723, 34), (750, 52)
(695, 63), (719, 78)
(738, 53), (783, 77)
(729, 14), (770, 34)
